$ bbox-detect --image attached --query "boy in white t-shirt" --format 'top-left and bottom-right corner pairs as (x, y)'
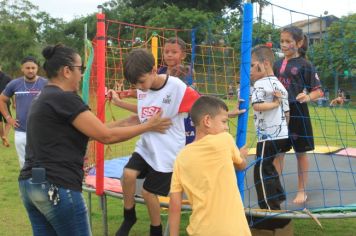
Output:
(110, 49), (200, 236)
(250, 45), (291, 210)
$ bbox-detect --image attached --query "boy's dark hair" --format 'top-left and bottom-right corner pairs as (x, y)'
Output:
(42, 44), (77, 79)
(282, 26), (308, 58)
(165, 37), (186, 51)
(21, 56), (39, 66)
(124, 48), (155, 84)
(251, 45), (275, 65)
(190, 96), (228, 126)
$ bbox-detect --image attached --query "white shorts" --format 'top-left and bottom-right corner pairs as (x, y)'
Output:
(14, 131), (26, 168)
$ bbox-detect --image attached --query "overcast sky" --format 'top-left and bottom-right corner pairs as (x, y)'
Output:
(30, 0), (355, 25)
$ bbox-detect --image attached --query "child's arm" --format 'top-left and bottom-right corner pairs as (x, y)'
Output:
(168, 192), (182, 236)
(253, 91), (282, 112)
(228, 108), (246, 118)
(108, 89), (137, 113)
(296, 88), (323, 103)
(228, 100), (246, 118)
(285, 111), (290, 125)
(234, 145), (248, 170)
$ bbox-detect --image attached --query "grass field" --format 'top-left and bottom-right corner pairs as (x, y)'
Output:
(1, 101), (356, 235)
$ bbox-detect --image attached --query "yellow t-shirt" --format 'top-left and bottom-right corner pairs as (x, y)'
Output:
(171, 132), (251, 236)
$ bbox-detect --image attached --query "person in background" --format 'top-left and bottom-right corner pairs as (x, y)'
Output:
(0, 64), (12, 147)
(0, 56), (47, 167)
(329, 88), (346, 106)
(158, 37), (198, 145)
(158, 37), (192, 85)
(18, 44), (171, 236)
(227, 82), (234, 100)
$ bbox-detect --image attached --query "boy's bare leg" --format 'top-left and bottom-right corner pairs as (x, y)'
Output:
(273, 154), (285, 176)
(116, 168), (140, 236)
(122, 168), (139, 208)
(142, 189), (162, 236)
(293, 153), (309, 204)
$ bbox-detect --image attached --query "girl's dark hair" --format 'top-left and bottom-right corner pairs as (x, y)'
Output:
(42, 44), (78, 78)
(165, 37), (186, 51)
(282, 26), (308, 58)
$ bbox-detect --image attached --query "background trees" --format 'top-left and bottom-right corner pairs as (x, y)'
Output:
(310, 14), (356, 88)
(0, 0), (354, 91)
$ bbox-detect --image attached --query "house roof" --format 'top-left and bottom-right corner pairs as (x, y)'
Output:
(286, 15), (339, 28)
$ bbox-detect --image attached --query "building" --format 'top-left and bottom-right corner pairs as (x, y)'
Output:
(290, 15), (339, 44)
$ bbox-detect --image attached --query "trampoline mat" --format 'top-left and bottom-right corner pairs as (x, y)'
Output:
(243, 153), (356, 211)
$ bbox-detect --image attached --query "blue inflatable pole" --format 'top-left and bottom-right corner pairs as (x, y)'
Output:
(236, 1), (253, 201)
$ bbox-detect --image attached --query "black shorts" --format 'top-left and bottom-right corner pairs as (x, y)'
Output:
(125, 152), (172, 196)
(289, 103), (315, 153)
(256, 139), (291, 162)
(254, 139), (290, 210)
(0, 104), (11, 123)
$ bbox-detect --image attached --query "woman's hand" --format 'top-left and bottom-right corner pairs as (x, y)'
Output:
(145, 111), (172, 133)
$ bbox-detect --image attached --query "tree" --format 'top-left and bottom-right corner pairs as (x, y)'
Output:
(0, 0), (41, 75)
(310, 14), (356, 89)
(126, 0), (239, 13)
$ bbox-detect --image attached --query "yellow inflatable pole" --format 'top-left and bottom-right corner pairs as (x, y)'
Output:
(151, 33), (158, 69)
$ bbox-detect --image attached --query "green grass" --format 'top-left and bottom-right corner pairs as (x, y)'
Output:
(1, 102), (356, 235)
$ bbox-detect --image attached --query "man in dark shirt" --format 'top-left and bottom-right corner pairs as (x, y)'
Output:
(0, 65), (12, 147)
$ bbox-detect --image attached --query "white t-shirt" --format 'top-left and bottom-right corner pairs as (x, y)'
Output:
(135, 75), (199, 172)
(251, 76), (289, 142)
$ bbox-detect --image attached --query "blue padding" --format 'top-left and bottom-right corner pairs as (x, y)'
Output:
(88, 156), (130, 179)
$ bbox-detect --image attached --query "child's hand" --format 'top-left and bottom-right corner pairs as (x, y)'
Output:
(107, 89), (121, 106)
(228, 100), (246, 118)
(146, 110), (172, 133)
(273, 91), (282, 104)
(239, 145), (249, 159)
(296, 92), (310, 103)
(228, 108), (246, 118)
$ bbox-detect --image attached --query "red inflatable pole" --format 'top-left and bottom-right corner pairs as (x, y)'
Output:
(95, 8), (106, 195)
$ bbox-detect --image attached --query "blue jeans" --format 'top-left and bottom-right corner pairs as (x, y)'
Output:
(19, 179), (92, 236)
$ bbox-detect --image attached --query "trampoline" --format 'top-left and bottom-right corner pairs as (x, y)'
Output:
(83, 157), (191, 236)
(244, 150), (356, 219)
(84, 147), (356, 235)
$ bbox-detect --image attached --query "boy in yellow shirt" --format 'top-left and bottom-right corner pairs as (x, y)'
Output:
(168, 96), (251, 236)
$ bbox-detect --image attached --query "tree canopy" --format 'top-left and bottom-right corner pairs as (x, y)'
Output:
(0, 0), (354, 93)
(310, 14), (356, 87)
